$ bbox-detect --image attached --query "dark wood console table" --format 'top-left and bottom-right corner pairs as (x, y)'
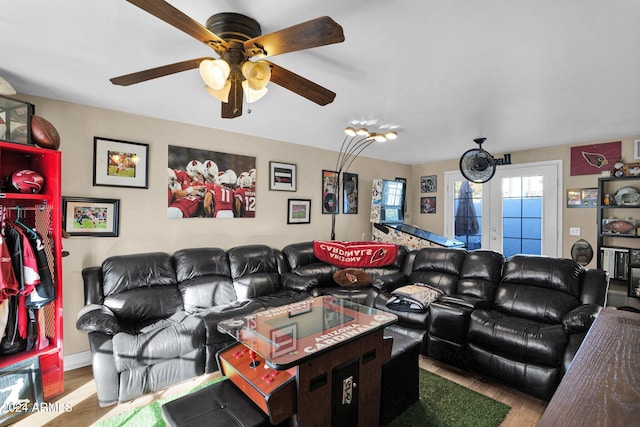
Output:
(538, 308), (640, 426)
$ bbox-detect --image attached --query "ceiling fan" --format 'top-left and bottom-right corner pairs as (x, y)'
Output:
(459, 138), (497, 183)
(110, 0), (345, 118)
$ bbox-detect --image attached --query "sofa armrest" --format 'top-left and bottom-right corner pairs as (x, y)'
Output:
(562, 303), (602, 333)
(281, 272), (319, 292)
(76, 304), (121, 335)
(438, 294), (491, 309)
(371, 272), (408, 293)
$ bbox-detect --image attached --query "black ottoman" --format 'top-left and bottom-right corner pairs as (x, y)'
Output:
(161, 379), (271, 427)
(380, 329), (421, 425)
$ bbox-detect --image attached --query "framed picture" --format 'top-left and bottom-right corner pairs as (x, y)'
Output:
(342, 172), (358, 214)
(322, 170), (339, 214)
(635, 139), (640, 160)
(93, 137), (149, 188)
(420, 196), (436, 213)
(269, 161), (296, 191)
(421, 175), (437, 193)
(287, 199), (311, 224)
(566, 188), (597, 208)
(62, 196), (120, 237)
(168, 145), (256, 218)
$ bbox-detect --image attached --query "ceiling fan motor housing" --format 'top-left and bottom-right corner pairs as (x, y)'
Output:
(206, 13), (262, 45)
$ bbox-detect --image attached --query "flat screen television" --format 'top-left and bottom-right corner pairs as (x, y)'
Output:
(380, 179), (406, 225)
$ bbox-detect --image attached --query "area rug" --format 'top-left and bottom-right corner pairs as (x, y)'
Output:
(387, 370), (511, 427)
(98, 370), (510, 427)
(96, 377), (225, 427)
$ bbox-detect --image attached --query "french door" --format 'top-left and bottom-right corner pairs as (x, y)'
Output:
(445, 160), (562, 257)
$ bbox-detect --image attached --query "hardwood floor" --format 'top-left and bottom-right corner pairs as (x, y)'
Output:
(13, 358), (547, 426)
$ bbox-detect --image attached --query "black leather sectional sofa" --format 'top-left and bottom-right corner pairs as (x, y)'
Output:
(76, 242), (608, 406)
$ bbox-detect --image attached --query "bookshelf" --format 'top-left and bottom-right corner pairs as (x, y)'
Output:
(597, 176), (640, 305)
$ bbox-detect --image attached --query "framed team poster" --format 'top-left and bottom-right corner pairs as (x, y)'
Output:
(62, 196), (120, 237)
(342, 172), (358, 214)
(269, 161), (296, 191)
(322, 170), (339, 214)
(168, 145), (256, 219)
(93, 137), (149, 188)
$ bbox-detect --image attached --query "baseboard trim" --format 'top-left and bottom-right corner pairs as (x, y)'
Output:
(64, 351), (92, 371)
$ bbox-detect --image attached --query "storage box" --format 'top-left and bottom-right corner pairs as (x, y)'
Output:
(0, 95), (34, 145)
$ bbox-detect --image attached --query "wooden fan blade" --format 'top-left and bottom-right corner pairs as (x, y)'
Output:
(221, 79), (243, 118)
(110, 57), (213, 86)
(266, 61), (336, 106)
(244, 16), (344, 58)
(127, 0), (229, 51)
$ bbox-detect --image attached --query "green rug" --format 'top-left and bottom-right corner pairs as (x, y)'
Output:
(98, 370), (510, 427)
(387, 370), (511, 427)
(96, 377), (225, 427)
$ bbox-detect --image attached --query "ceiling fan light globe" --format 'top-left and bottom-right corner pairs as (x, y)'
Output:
(242, 61), (271, 90)
(384, 131), (398, 140)
(374, 134), (387, 142)
(204, 81), (231, 103)
(200, 59), (231, 90)
(356, 127), (369, 136)
(241, 81), (268, 103)
(344, 127), (357, 136)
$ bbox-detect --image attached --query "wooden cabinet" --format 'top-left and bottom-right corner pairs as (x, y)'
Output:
(0, 140), (63, 403)
(597, 176), (640, 302)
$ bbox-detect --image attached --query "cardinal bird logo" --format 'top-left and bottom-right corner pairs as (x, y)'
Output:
(346, 272), (358, 284)
(581, 151), (608, 168)
(370, 248), (387, 264)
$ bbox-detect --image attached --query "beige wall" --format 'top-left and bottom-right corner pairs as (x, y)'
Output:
(409, 136), (640, 269)
(24, 94), (639, 357)
(22, 95), (410, 356)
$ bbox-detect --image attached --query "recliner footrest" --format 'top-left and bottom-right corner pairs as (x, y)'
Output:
(161, 379), (271, 427)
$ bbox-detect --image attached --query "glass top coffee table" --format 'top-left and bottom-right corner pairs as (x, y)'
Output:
(217, 296), (398, 370)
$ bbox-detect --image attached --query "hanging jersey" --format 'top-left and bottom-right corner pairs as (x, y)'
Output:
(0, 235), (19, 301)
(26, 231), (55, 308)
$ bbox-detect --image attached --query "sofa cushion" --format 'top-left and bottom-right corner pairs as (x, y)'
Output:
(493, 283), (579, 324)
(112, 311), (205, 372)
(468, 309), (568, 366)
(103, 286), (183, 324)
(174, 248), (236, 313)
(102, 252), (177, 296)
(228, 245), (284, 300)
(502, 255), (584, 297)
(457, 250), (504, 300)
(407, 248), (467, 295)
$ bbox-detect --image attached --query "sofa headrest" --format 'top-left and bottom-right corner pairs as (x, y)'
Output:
(282, 242), (318, 269)
(228, 244), (284, 279)
(173, 248), (231, 282)
(502, 255), (584, 297)
(102, 252), (176, 297)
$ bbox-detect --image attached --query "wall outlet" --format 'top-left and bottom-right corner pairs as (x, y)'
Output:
(569, 227), (581, 236)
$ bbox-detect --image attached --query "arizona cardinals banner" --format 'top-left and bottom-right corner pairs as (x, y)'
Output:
(313, 240), (397, 268)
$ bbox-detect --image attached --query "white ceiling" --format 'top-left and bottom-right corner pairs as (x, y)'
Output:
(2, 1), (639, 165)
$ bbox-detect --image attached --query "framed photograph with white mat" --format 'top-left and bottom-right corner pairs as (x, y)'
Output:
(93, 137), (149, 188)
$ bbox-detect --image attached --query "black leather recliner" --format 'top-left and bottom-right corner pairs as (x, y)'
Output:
(467, 255), (607, 400)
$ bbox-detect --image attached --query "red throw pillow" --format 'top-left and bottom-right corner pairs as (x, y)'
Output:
(333, 268), (372, 288)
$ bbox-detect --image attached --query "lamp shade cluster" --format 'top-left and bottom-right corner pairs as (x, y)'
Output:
(199, 59), (271, 104)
